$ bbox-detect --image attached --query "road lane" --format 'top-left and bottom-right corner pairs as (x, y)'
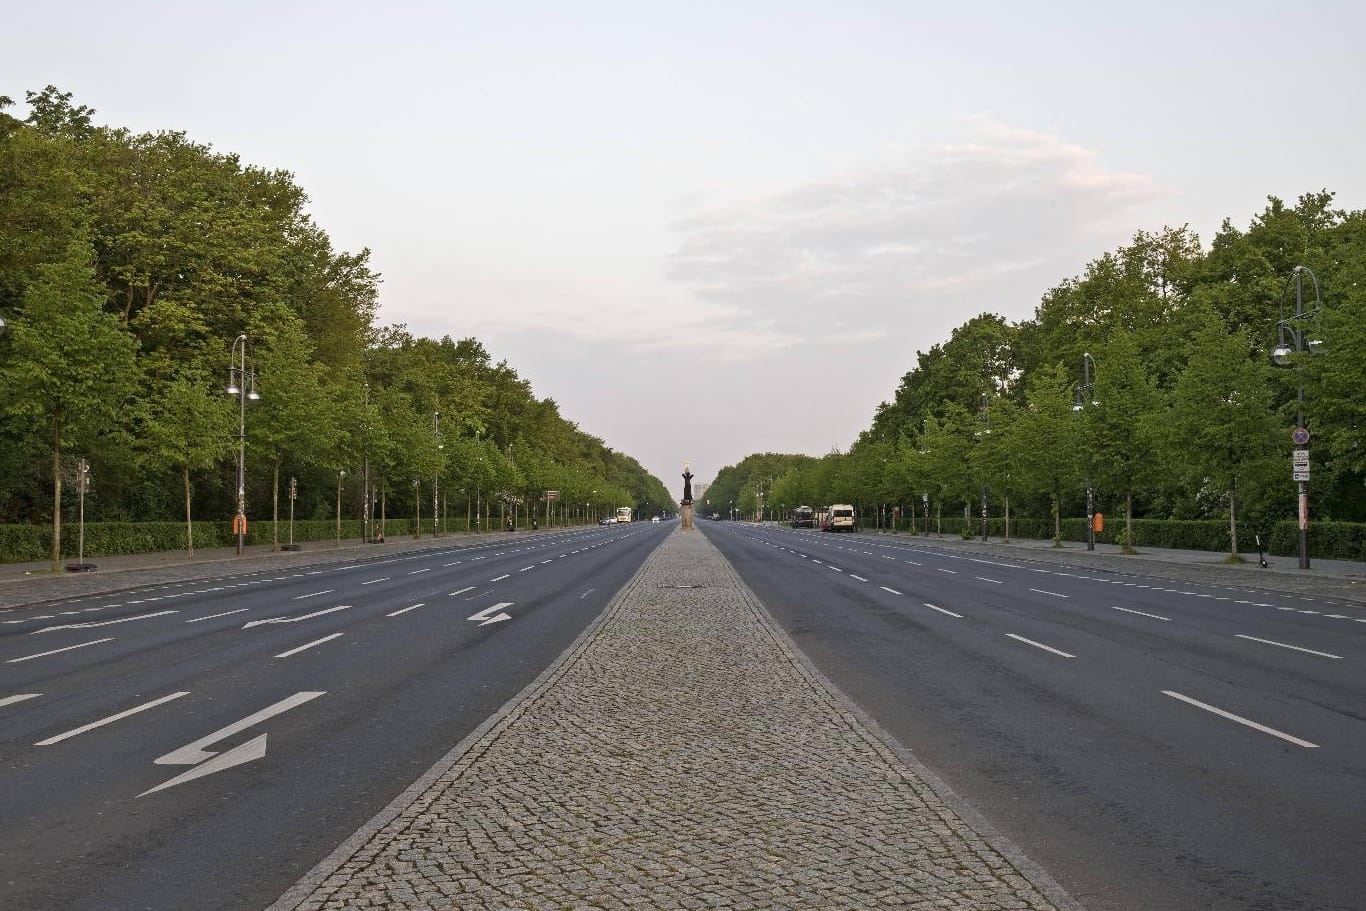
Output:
(703, 521), (1366, 911)
(0, 521), (670, 911)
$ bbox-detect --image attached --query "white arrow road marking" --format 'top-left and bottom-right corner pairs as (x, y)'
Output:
(139, 733), (269, 797)
(7, 638), (116, 663)
(468, 602), (514, 626)
(31, 610), (177, 633)
(242, 605), (350, 629)
(2, 693), (43, 707)
(36, 691), (189, 746)
(156, 691), (325, 765)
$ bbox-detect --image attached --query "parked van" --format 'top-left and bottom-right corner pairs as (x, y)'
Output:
(824, 504), (856, 532)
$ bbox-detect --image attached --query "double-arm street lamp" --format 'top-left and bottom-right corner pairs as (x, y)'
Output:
(1072, 352), (1098, 551)
(226, 334), (260, 555)
(1272, 265), (1326, 570)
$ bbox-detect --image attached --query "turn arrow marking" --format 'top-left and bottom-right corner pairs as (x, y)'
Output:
(468, 602), (514, 626)
(155, 691), (325, 765)
(242, 605), (350, 629)
(139, 733), (269, 797)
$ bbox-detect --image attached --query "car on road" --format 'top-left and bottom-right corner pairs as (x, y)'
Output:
(599, 516), (615, 525)
(651, 516), (660, 523)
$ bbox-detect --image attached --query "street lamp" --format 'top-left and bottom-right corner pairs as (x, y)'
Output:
(1072, 352), (1098, 551)
(1273, 265), (1326, 570)
(433, 411), (442, 538)
(335, 468), (347, 545)
(975, 392), (990, 543)
(226, 334), (260, 555)
(362, 382), (371, 544)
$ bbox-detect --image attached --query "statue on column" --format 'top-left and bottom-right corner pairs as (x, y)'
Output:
(681, 462), (694, 504)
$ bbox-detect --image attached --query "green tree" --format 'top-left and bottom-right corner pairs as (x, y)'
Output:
(0, 245), (138, 568)
(1006, 365), (1082, 545)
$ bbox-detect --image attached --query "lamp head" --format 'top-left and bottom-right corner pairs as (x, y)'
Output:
(1272, 345), (1295, 367)
(1307, 337), (1326, 356)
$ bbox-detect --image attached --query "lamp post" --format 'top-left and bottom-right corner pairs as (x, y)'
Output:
(335, 468), (346, 545)
(1272, 265), (1325, 570)
(1072, 352), (1098, 551)
(975, 392), (990, 542)
(226, 334), (260, 555)
(433, 411), (442, 538)
(362, 382), (371, 544)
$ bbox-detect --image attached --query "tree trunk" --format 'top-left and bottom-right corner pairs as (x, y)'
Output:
(50, 415), (62, 572)
(1124, 493), (1134, 553)
(184, 464), (194, 558)
(1229, 489), (1239, 557)
(1051, 491), (1062, 546)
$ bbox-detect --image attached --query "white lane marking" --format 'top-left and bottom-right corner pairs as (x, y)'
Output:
(361, 578), (389, 585)
(36, 691), (190, 746)
(850, 575), (869, 582)
(242, 605), (351, 629)
(7, 638), (116, 663)
(923, 603), (963, 618)
(1110, 606), (1171, 622)
(387, 603), (426, 617)
(540, 559), (553, 565)
(2, 693), (43, 708)
(1296, 610), (1319, 615)
(936, 568), (958, 575)
(811, 559), (823, 564)
(408, 568), (430, 575)
(468, 602), (514, 626)
(903, 560), (922, 566)
(292, 590), (335, 600)
(32, 610), (177, 633)
(449, 586), (475, 596)
(274, 633), (344, 658)
(518, 566), (536, 572)
(1234, 634), (1342, 660)
(829, 566), (843, 573)
(879, 586), (903, 595)
(1029, 588), (1069, 599)
(579, 588), (596, 599)
(1006, 633), (1076, 658)
(1162, 690), (1318, 748)
(1325, 614), (1350, 619)
(443, 562), (462, 567)
(186, 608), (250, 623)
(975, 576), (1003, 584)
(490, 574), (510, 582)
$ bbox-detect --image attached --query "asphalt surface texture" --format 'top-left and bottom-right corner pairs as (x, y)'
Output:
(1, 522), (671, 911)
(703, 522), (1365, 911)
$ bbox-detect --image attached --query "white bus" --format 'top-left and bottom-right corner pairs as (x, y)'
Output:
(615, 507), (633, 524)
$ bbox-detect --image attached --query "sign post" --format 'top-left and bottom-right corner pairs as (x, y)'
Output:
(1291, 427), (1310, 569)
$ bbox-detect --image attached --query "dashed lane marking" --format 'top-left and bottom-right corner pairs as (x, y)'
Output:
(1234, 634), (1342, 660)
(7, 638), (116, 664)
(274, 633), (344, 658)
(36, 691), (190, 746)
(1163, 690), (1318, 748)
(1006, 633), (1075, 658)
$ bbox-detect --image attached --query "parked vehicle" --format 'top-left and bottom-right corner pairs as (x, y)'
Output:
(599, 516), (615, 525)
(823, 504), (856, 532)
(791, 505), (815, 528)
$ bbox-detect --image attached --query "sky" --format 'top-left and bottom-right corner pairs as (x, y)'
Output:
(8, 1), (1365, 491)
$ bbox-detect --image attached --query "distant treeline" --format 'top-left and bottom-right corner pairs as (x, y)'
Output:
(706, 193), (1366, 557)
(0, 87), (671, 564)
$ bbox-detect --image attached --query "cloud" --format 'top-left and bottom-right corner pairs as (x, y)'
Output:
(665, 121), (1167, 358)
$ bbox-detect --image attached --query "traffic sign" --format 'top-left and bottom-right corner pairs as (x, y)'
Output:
(1292, 450), (1310, 467)
(1293, 469), (1311, 482)
(1292, 427), (1310, 445)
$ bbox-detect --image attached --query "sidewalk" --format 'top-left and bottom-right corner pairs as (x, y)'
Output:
(268, 526), (1082, 911)
(0, 528), (568, 611)
(853, 527), (1366, 605)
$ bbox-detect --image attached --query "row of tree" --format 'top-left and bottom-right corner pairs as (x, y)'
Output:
(0, 87), (671, 565)
(708, 193), (1366, 555)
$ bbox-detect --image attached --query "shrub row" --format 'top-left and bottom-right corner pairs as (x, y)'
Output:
(879, 515), (1366, 561)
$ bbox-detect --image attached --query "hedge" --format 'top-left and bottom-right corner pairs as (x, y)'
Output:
(878, 515), (1366, 561)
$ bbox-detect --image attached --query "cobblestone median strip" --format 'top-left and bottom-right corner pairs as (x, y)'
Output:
(269, 528), (1083, 911)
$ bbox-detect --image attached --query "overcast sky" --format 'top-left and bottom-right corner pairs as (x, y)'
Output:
(9, 1), (1365, 490)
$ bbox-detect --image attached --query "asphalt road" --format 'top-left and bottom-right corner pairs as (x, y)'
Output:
(701, 521), (1366, 911)
(0, 521), (671, 911)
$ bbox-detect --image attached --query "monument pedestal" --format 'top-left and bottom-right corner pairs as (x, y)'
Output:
(681, 501), (694, 530)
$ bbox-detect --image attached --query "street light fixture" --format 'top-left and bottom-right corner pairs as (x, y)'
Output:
(433, 411), (443, 538)
(226, 334), (260, 555)
(1273, 265), (1326, 570)
(1072, 352), (1098, 551)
